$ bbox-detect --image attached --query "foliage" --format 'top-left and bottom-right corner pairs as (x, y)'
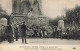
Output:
(65, 6), (80, 24)
(0, 4), (10, 19)
(0, 4), (10, 25)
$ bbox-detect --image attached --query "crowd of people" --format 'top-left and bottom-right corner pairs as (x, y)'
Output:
(53, 27), (80, 40)
(0, 22), (80, 44)
(0, 22), (48, 44)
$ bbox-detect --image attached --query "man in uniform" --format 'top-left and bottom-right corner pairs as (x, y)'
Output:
(78, 28), (80, 40)
(66, 28), (70, 40)
(5, 24), (13, 43)
(14, 25), (19, 41)
(21, 22), (28, 44)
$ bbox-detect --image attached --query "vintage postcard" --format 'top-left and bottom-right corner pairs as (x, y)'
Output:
(0, 0), (80, 51)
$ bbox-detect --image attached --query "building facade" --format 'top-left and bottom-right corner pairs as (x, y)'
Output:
(11, 0), (49, 26)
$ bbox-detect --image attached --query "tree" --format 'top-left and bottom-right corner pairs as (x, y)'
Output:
(0, 4), (10, 25)
(65, 6), (80, 25)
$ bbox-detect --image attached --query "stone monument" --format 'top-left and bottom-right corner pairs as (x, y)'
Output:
(58, 20), (64, 30)
(11, 0), (49, 26)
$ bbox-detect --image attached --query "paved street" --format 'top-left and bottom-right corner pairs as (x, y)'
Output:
(0, 38), (80, 45)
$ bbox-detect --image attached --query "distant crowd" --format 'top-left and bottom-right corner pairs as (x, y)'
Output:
(0, 22), (80, 44)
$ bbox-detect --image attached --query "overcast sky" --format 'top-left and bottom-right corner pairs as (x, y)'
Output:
(0, 0), (80, 19)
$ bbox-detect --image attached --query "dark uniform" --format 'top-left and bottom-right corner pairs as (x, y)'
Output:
(60, 29), (62, 39)
(42, 27), (46, 38)
(53, 28), (56, 38)
(66, 28), (70, 40)
(71, 29), (75, 39)
(75, 29), (78, 40)
(21, 22), (27, 44)
(78, 29), (80, 40)
(73, 29), (77, 40)
(1, 26), (6, 41)
(34, 28), (38, 37)
(57, 30), (59, 38)
(5, 25), (13, 43)
(14, 27), (18, 41)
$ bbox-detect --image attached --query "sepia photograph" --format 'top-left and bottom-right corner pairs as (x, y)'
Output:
(0, 0), (80, 51)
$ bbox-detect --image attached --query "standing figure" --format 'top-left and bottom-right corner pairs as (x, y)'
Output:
(78, 28), (80, 40)
(70, 29), (73, 39)
(5, 25), (13, 43)
(71, 28), (75, 39)
(21, 22), (28, 44)
(14, 25), (19, 41)
(53, 27), (57, 38)
(42, 27), (45, 38)
(30, 28), (34, 37)
(34, 27), (37, 37)
(73, 29), (77, 40)
(1, 25), (6, 41)
(66, 28), (70, 40)
(44, 30), (47, 38)
(75, 29), (78, 40)
(40, 29), (43, 38)
(53, 28), (55, 38)
(57, 30), (59, 39)
(60, 29), (62, 39)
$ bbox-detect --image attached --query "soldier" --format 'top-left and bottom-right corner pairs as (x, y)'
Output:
(52, 27), (56, 38)
(34, 27), (38, 37)
(42, 27), (46, 38)
(75, 29), (78, 40)
(1, 25), (6, 41)
(30, 28), (34, 38)
(21, 22), (28, 44)
(57, 30), (59, 39)
(60, 29), (62, 39)
(70, 29), (73, 39)
(66, 28), (70, 40)
(14, 25), (19, 41)
(78, 28), (80, 40)
(71, 28), (75, 39)
(5, 24), (13, 43)
(40, 29), (43, 38)
(73, 28), (76, 40)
